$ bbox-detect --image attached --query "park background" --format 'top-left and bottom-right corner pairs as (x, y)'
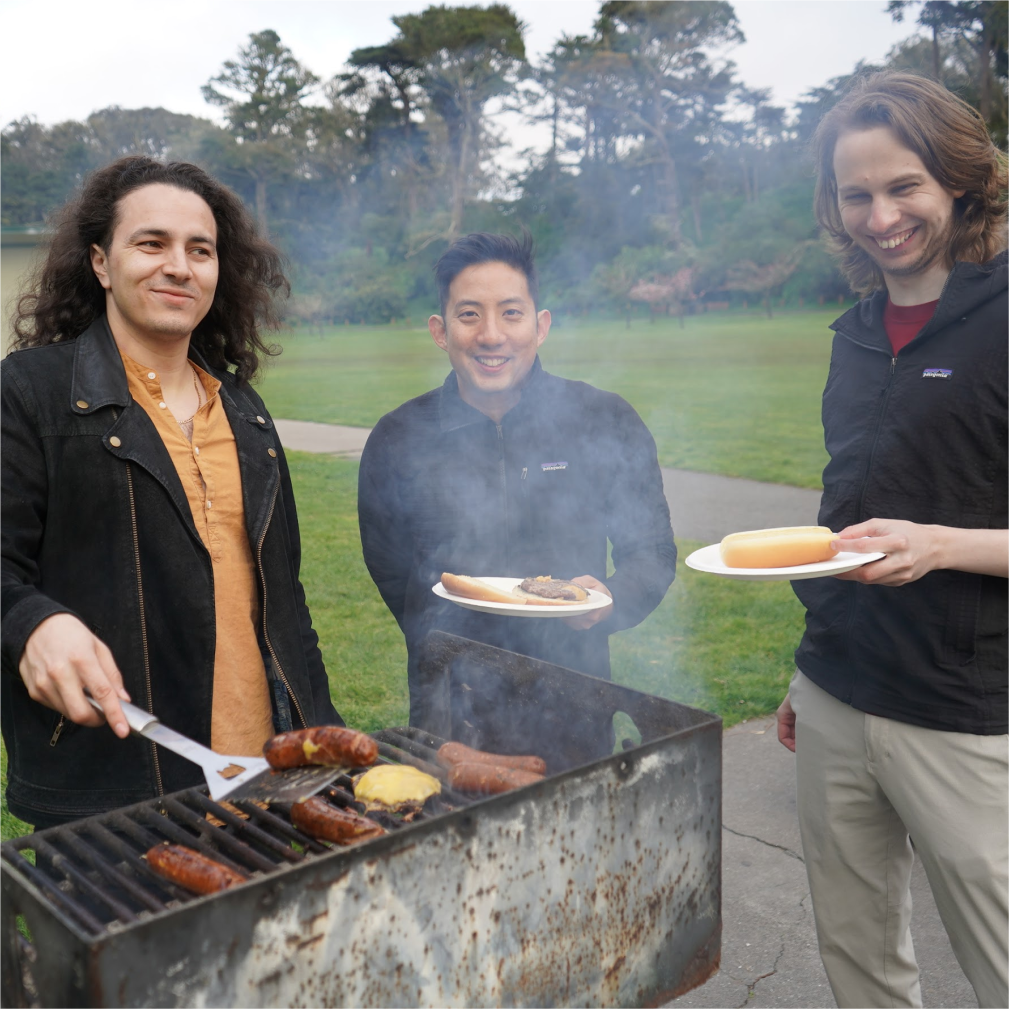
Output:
(1, 0), (1006, 837)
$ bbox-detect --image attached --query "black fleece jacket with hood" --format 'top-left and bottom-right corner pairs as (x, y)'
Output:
(793, 252), (1008, 734)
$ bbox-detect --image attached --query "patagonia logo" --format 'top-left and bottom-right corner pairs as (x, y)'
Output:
(541, 461), (568, 472)
(922, 368), (953, 380)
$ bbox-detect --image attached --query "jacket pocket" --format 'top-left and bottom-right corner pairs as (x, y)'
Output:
(48, 711), (75, 748)
(943, 571), (982, 666)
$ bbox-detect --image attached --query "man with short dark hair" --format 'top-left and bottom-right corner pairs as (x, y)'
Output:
(1, 156), (341, 829)
(776, 71), (1007, 1008)
(358, 233), (676, 750)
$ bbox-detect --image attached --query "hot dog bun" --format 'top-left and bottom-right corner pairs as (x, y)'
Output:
(719, 526), (837, 568)
(440, 573), (527, 605)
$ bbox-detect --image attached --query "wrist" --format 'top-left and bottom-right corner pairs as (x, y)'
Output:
(928, 524), (951, 571)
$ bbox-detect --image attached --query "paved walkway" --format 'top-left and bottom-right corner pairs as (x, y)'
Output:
(273, 419), (822, 542)
(274, 418), (973, 1009)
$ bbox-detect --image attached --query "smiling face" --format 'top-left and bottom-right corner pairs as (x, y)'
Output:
(429, 261), (551, 422)
(834, 126), (964, 303)
(90, 183), (218, 349)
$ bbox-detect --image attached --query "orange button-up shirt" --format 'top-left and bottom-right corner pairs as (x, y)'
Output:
(120, 352), (273, 756)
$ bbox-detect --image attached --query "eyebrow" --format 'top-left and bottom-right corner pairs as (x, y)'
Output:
(838, 173), (924, 195)
(126, 227), (217, 248)
(453, 297), (526, 310)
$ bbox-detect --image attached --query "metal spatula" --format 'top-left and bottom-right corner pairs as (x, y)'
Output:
(87, 696), (344, 803)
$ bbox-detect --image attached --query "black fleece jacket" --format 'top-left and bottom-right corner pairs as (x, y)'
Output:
(358, 359), (677, 731)
(1, 318), (341, 825)
(793, 253), (1008, 734)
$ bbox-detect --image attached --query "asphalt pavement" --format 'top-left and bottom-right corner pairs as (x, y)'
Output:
(274, 418), (975, 1009)
(271, 419), (824, 541)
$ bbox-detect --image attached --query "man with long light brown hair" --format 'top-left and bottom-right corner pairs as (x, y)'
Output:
(776, 71), (1007, 1008)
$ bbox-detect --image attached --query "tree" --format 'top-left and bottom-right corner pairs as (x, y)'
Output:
(725, 242), (816, 318)
(590, 1), (743, 248)
(202, 29), (318, 234)
(353, 5), (527, 243)
(888, 1), (1008, 126)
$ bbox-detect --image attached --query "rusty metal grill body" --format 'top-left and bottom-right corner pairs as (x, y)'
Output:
(2, 632), (722, 1007)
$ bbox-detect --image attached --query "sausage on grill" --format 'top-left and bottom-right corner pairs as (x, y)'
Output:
(291, 797), (386, 844)
(145, 844), (247, 894)
(263, 726), (378, 769)
(436, 741), (546, 776)
(447, 763), (544, 796)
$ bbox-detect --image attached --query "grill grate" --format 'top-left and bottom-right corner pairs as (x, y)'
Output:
(1, 635), (723, 1009)
(1, 729), (471, 941)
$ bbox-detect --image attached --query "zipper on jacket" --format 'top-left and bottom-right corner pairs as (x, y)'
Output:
(126, 463), (163, 796)
(256, 479), (306, 729)
(853, 357), (899, 535)
(496, 424), (510, 560)
(520, 466), (528, 496)
(49, 716), (66, 747)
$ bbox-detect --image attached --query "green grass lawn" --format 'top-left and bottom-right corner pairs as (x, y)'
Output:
(261, 308), (840, 488)
(3, 310), (829, 840)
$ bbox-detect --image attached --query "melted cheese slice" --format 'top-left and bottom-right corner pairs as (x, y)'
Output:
(354, 764), (441, 806)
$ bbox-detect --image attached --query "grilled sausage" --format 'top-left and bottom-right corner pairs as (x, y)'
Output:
(291, 797), (386, 844)
(263, 726), (378, 770)
(146, 844), (246, 894)
(437, 742), (546, 776)
(447, 762), (544, 796)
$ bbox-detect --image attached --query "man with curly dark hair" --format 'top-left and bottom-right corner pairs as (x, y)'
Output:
(2, 156), (342, 829)
(775, 72), (1007, 1008)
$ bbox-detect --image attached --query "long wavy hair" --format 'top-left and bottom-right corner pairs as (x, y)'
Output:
(10, 156), (288, 383)
(813, 70), (1008, 295)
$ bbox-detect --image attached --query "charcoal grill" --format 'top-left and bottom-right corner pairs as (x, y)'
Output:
(2, 632), (722, 1008)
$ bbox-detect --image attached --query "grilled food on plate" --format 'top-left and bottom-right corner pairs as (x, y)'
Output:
(719, 526), (837, 568)
(263, 725), (378, 769)
(146, 844), (246, 894)
(440, 573), (589, 606)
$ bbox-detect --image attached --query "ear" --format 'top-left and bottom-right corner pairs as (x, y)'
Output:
(90, 244), (112, 291)
(429, 314), (448, 352)
(950, 188), (966, 200)
(535, 309), (551, 347)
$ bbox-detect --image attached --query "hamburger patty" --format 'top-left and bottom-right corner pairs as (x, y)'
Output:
(518, 577), (585, 601)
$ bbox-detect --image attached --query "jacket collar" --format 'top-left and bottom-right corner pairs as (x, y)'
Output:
(831, 251), (1009, 352)
(70, 316), (131, 414)
(438, 356), (547, 432)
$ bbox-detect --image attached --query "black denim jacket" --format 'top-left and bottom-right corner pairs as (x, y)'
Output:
(1, 318), (341, 824)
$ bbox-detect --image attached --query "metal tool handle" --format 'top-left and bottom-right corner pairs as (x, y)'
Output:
(85, 693), (160, 734)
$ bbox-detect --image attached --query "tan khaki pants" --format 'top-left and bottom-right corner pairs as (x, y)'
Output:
(791, 670), (1008, 1009)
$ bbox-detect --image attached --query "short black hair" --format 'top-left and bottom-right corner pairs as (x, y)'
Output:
(434, 231), (538, 317)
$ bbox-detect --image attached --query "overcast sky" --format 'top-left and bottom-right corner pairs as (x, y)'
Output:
(1, 1), (915, 131)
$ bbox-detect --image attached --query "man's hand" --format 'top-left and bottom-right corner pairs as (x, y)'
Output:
(562, 575), (613, 630)
(19, 614), (131, 738)
(832, 518), (938, 586)
(776, 693), (796, 752)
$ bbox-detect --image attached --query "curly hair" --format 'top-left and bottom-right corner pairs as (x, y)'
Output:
(812, 70), (1008, 295)
(10, 156), (288, 383)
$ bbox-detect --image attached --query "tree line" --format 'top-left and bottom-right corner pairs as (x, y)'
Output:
(3, 1), (1005, 323)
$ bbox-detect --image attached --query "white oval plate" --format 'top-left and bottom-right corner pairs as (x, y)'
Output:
(684, 543), (887, 582)
(432, 577), (613, 617)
